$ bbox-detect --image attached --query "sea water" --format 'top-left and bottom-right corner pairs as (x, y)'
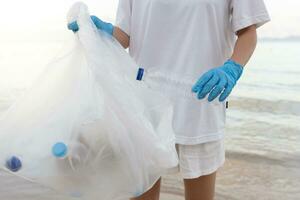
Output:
(228, 40), (300, 154)
(0, 40), (299, 199)
(220, 40), (300, 200)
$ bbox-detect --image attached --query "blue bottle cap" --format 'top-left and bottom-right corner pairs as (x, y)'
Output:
(6, 156), (22, 172)
(136, 68), (144, 81)
(52, 142), (68, 158)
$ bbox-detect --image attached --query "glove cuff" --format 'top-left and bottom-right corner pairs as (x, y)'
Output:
(226, 59), (244, 69)
(105, 23), (114, 36)
(224, 59), (244, 80)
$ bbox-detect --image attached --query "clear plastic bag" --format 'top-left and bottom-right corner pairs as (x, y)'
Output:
(0, 2), (178, 200)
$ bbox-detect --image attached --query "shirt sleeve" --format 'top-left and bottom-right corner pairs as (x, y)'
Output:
(230, 0), (270, 33)
(115, 0), (132, 36)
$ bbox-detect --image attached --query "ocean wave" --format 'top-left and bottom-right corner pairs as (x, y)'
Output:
(246, 68), (300, 75)
(239, 82), (300, 90)
(229, 96), (300, 116)
(226, 150), (300, 168)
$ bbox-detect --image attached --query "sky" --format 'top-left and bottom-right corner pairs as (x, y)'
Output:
(0, 0), (300, 42)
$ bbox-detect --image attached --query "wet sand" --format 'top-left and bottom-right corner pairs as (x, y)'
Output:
(162, 151), (300, 200)
(1, 151), (299, 200)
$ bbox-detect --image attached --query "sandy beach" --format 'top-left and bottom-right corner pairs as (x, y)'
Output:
(1, 149), (299, 200)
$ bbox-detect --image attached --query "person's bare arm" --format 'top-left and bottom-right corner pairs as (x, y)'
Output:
(113, 26), (130, 49)
(231, 25), (257, 66)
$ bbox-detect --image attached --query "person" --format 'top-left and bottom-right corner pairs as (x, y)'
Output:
(68, 0), (270, 199)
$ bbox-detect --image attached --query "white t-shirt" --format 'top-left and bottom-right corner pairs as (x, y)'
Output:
(115, 0), (270, 145)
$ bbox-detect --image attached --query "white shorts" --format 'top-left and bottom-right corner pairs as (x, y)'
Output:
(169, 139), (225, 179)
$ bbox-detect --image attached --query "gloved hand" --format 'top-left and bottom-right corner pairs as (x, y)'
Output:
(192, 59), (244, 102)
(68, 15), (114, 36)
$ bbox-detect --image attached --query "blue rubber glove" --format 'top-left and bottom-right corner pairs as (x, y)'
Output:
(68, 15), (114, 36)
(192, 59), (244, 102)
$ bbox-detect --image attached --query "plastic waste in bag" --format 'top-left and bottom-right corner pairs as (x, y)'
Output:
(0, 2), (178, 200)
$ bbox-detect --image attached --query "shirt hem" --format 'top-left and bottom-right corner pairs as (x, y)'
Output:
(175, 131), (225, 145)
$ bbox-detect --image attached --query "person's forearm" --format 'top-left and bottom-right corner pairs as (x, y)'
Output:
(113, 26), (130, 49)
(231, 25), (257, 66)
